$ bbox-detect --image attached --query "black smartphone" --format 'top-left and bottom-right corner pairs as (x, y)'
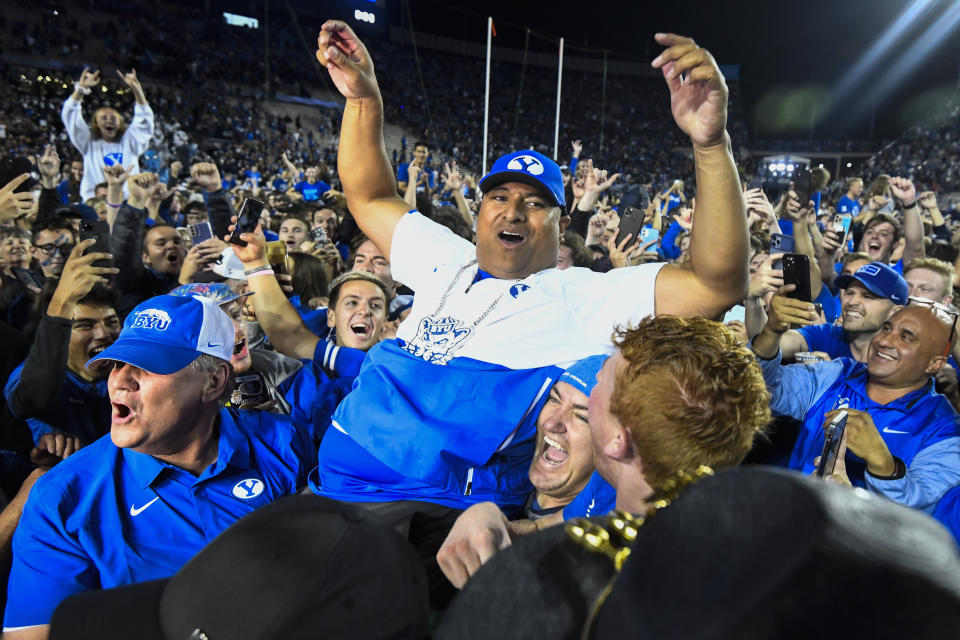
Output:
(229, 197), (266, 247)
(79, 220), (112, 269)
(189, 220), (214, 245)
(816, 410), (848, 478)
(616, 206), (645, 244)
(11, 267), (44, 291)
(783, 253), (811, 302)
(309, 226), (328, 245)
(793, 167), (812, 207)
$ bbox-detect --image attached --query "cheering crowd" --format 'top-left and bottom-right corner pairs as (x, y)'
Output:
(2, 10), (960, 639)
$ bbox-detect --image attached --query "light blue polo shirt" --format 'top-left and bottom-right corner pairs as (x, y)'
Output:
(4, 408), (313, 630)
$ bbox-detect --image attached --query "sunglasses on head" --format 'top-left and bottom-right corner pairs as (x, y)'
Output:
(907, 296), (958, 355)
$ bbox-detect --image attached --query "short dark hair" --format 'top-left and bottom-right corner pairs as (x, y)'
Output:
(328, 271), (389, 311)
(863, 213), (901, 244)
(413, 141), (428, 150)
(31, 219), (75, 242)
(140, 222), (178, 249)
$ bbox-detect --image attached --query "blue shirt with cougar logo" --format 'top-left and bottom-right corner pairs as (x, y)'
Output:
(4, 409), (312, 630)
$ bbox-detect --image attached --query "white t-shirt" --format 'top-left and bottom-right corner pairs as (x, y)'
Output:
(390, 211), (663, 369)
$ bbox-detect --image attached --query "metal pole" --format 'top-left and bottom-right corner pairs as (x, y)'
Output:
(483, 17), (492, 174)
(554, 37), (564, 161)
(264, 0), (270, 98)
(513, 28), (530, 134)
(599, 50), (607, 154)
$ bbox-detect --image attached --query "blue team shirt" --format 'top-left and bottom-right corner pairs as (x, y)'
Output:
(933, 485), (960, 549)
(837, 196), (860, 215)
(4, 408), (313, 629)
(294, 180), (330, 202)
(795, 323), (853, 360)
(563, 471), (617, 520)
(288, 295), (329, 340)
(397, 163), (435, 188)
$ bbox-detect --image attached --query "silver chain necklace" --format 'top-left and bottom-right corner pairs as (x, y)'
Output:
(429, 259), (522, 330)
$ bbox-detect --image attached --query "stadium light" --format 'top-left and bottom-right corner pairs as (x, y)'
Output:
(786, 164), (795, 172)
(776, 163), (786, 172)
(354, 9), (376, 23)
(768, 163), (777, 171)
(846, 162), (852, 168)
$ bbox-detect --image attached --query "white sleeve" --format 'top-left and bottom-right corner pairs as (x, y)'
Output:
(389, 211), (476, 293)
(564, 262), (666, 342)
(124, 103), (155, 155)
(60, 97), (90, 154)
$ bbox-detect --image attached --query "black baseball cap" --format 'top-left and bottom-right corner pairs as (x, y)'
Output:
(50, 495), (429, 640)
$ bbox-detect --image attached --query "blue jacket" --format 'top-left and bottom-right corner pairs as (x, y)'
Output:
(760, 352), (960, 513)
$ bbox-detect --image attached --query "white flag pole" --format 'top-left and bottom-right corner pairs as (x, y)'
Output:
(482, 17), (492, 175)
(554, 37), (564, 160)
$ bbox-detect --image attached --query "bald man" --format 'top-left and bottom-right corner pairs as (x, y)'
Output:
(753, 302), (960, 513)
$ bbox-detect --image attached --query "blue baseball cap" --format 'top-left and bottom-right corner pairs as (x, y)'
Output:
(168, 282), (252, 306)
(479, 150), (565, 208)
(87, 295), (236, 375)
(836, 262), (908, 306)
(559, 354), (609, 398)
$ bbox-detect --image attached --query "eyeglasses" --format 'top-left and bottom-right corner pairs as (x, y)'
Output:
(907, 296), (958, 353)
(33, 243), (75, 256)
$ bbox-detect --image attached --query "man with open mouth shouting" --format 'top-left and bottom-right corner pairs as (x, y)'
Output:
(3, 294), (313, 638)
(61, 66), (155, 201)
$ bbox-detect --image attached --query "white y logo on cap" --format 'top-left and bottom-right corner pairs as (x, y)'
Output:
(232, 478), (264, 499)
(131, 309), (172, 331)
(507, 155), (544, 176)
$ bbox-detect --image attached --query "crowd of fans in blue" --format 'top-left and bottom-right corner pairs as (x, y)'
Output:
(2, 4), (960, 638)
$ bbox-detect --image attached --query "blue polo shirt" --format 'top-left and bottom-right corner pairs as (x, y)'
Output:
(563, 470), (616, 520)
(794, 323), (853, 360)
(837, 196), (860, 215)
(759, 353), (960, 513)
(4, 408), (313, 629)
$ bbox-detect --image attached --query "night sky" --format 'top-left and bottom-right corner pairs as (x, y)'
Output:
(391, 0), (960, 141)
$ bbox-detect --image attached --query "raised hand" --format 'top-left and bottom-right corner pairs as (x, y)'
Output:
(607, 231), (640, 269)
(889, 177), (917, 206)
(48, 239), (118, 316)
(127, 172), (160, 209)
(745, 188), (774, 222)
(918, 191), (939, 210)
(571, 139), (583, 157)
(443, 162), (463, 191)
(77, 68), (100, 89)
(317, 21), (379, 100)
(101, 163), (129, 187)
(0, 174), (34, 223)
(764, 285), (818, 334)
(748, 253), (784, 299)
(191, 162), (222, 193)
(34, 144), (60, 189)
(116, 68), (141, 92)
(651, 33), (728, 148)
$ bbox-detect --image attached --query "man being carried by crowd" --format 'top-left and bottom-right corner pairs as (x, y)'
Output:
(231, 23), (747, 592)
(752, 294), (960, 513)
(760, 262), (908, 362)
(3, 295), (314, 639)
(437, 316), (771, 588)
(61, 68), (154, 201)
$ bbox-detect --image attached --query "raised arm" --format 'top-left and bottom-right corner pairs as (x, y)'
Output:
(891, 177), (924, 264)
(61, 68), (100, 154)
(650, 34), (748, 318)
(230, 223), (322, 360)
(317, 21), (408, 257)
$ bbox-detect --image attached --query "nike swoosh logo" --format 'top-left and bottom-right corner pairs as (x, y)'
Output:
(882, 427), (909, 435)
(207, 341), (222, 348)
(130, 496), (160, 516)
